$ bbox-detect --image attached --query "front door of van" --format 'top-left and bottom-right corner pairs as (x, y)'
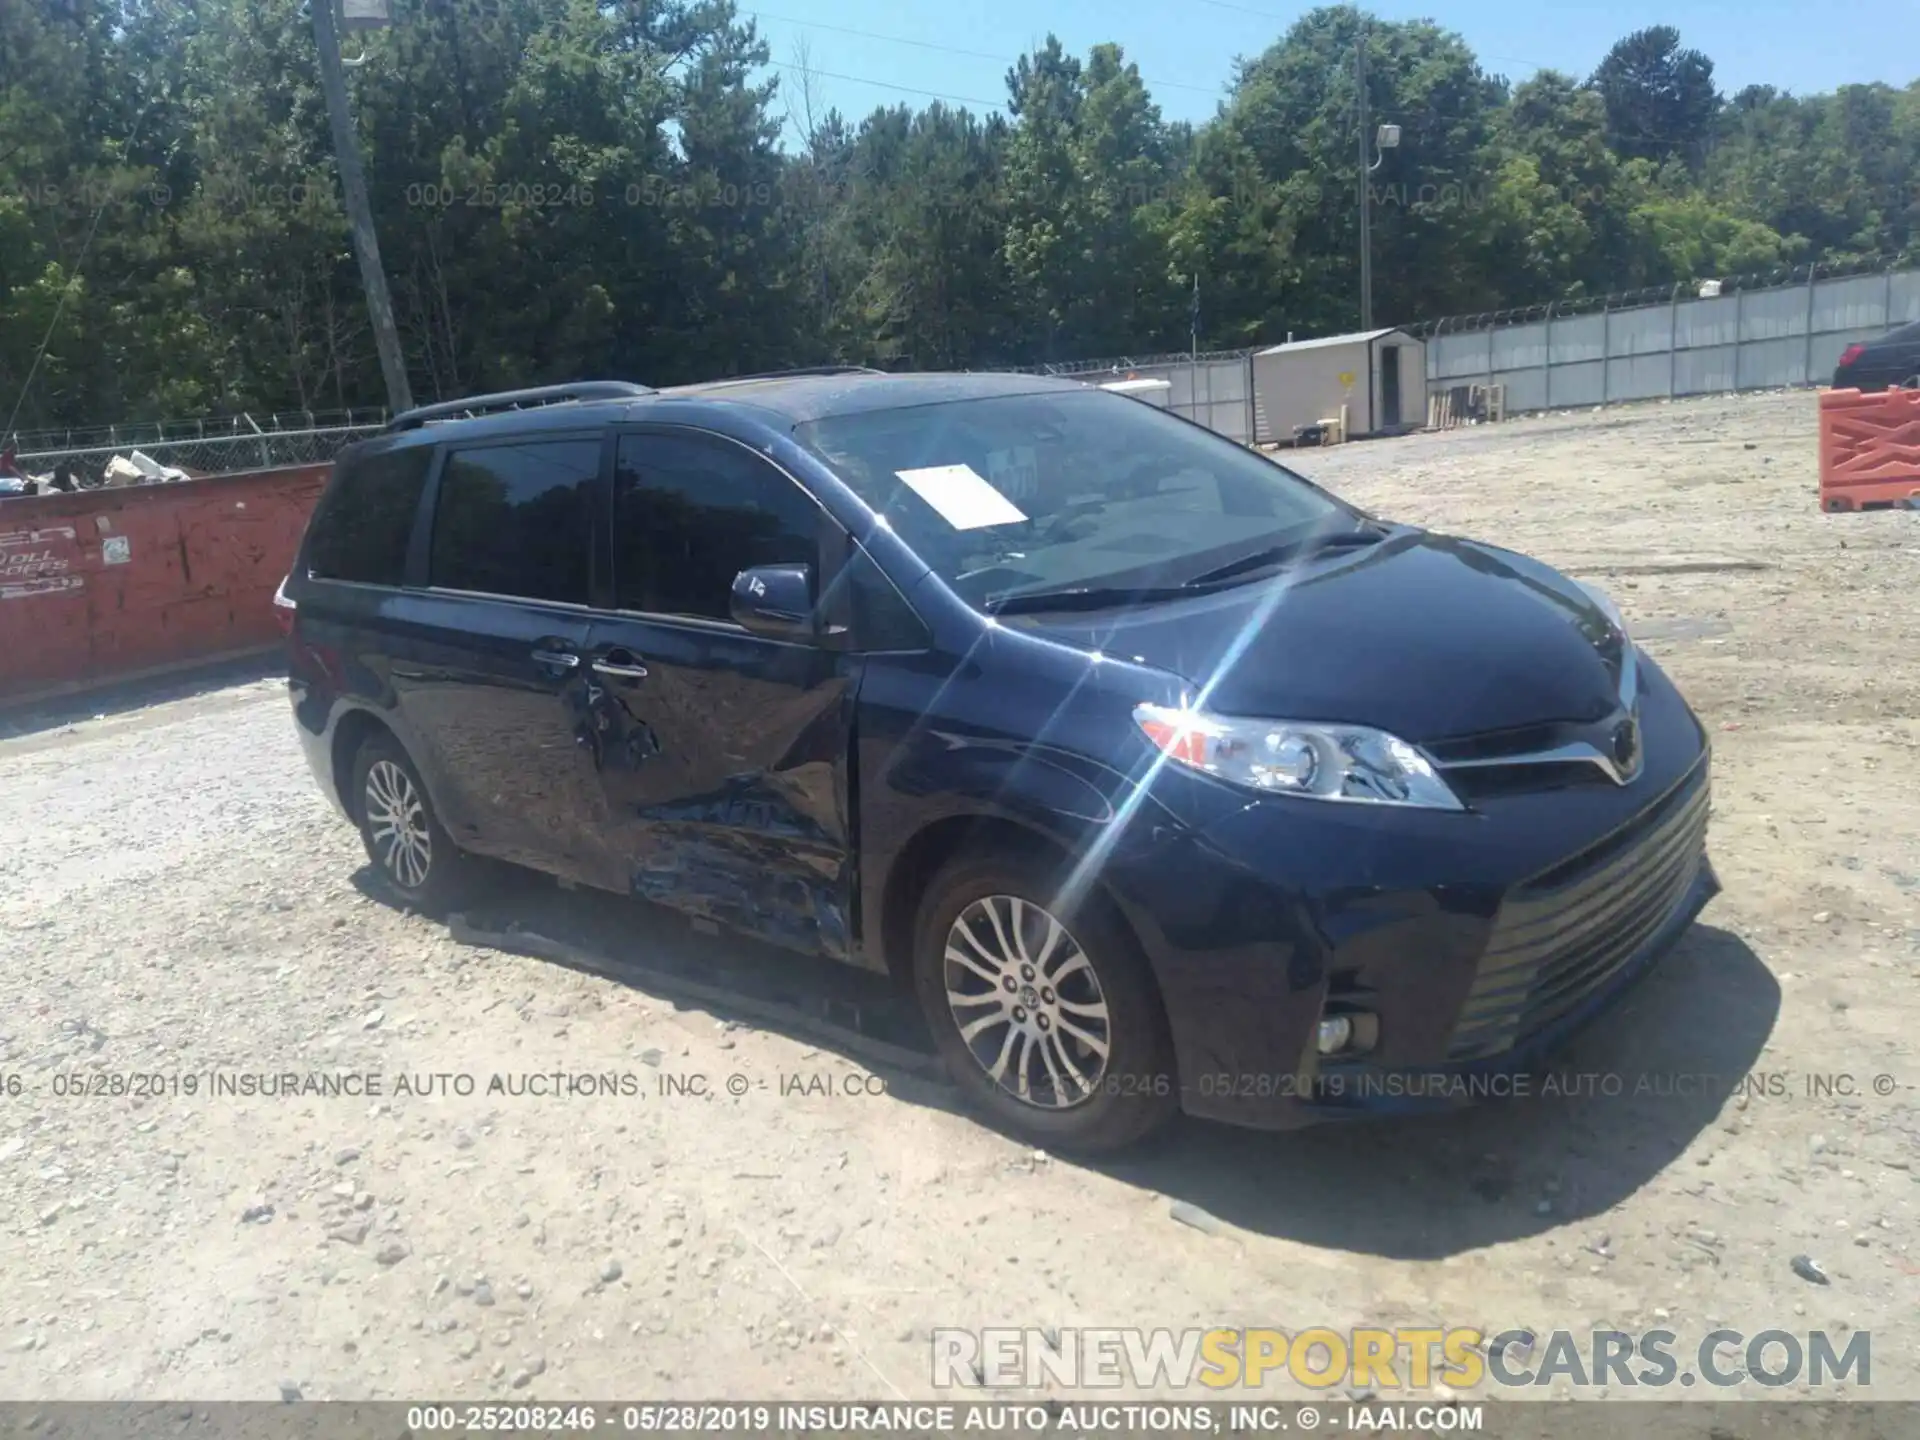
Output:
(392, 433), (612, 881)
(580, 428), (857, 958)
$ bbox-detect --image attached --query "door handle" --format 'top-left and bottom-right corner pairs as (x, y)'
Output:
(530, 648), (580, 669)
(591, 657), (649, 680)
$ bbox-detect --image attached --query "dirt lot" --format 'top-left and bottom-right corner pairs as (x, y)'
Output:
(1, 389), (1915, 1408)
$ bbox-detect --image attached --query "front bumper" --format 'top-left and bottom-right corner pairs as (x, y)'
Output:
(1105, 711), (1717, 1132)
(1294, 855), (1718, 1124)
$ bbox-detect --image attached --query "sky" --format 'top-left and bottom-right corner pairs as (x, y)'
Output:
(742, 0), (1916, 145)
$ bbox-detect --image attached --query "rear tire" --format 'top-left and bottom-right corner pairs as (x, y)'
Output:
(912, 853), (1178, 1153)
(350, 732), (471, 914)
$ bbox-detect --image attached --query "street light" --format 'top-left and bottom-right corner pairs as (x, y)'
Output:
(340, 0), (392, 30)
(1359, 116), (1400, 331)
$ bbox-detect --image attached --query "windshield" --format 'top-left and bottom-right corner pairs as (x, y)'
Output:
(794, 389), (1352, 605)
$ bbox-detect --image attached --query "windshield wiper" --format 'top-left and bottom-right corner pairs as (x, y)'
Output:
(983, 584), (1198, 615)
(1180, 526), (1385, 588)
(982, 526), (1389, 614)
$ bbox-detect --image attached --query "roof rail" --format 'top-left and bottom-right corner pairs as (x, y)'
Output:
(705, 366), (888, 383)
(385, 381), (654, 432)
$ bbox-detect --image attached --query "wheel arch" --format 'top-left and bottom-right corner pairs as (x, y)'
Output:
(329, 707), (398, 824)
(878, 813), (1167, 1013)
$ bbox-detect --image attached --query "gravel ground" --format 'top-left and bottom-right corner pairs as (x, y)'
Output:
(0, 389), (1915, 1407)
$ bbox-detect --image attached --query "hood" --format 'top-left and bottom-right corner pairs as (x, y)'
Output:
(1017, 529), (1630, 744)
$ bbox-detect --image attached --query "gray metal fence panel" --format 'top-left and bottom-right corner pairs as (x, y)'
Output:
(1205, 403), (1250, 443)
(1675, 344), (1738, 395)
(1207, 356), (1253, 445)
(1423, 265), (1918, 420)
(1548, 359), (1605, 406)
(1495, 369), (1547, 413)
(1491, 323), (1546, 371)
(1889, 271), (1920, 324)
(1814, 274), (1893, 334)
(1548, 314), (1605, 364)
(1739, 285), (1809, 341)
(1608, 306), (1672, 356)
(1432, 335), (1488, 380)
(1121, 356), (1252, 444)
(1674, 296), (1738, 349)
(1043, 266), (1917, 439)
(1735, 336), (1805, 388)
(1606, 353), (1669, 402)
(1156, 364), (1196, 410)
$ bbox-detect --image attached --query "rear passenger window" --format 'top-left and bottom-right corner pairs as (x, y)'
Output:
(305, 446), (432, 586)
(429, 440), (600, 605)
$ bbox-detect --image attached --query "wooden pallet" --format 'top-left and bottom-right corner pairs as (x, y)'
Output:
(1429, 383), (1505, 431)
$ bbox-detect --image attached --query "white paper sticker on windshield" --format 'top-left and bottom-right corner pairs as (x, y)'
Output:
(895, 464), (1029, 530)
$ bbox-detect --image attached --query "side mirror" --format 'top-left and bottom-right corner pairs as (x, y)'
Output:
(730, 563), (818, 640)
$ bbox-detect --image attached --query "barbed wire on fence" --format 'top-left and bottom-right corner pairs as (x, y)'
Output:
(14, 422), (385, 481)
(5, 407), (387, 459)
(999, 348), (1261, 377)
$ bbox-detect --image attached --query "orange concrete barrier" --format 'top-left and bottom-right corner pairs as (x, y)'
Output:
(0, 462), (330, 708)
(1819, 387), (1920, 512)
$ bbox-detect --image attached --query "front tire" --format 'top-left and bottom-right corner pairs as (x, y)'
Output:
(912, 854), (1177, 1152)
(350, 733), (470, 913)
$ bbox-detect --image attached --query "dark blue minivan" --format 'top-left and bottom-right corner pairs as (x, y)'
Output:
(281, 371), (1717, 1151)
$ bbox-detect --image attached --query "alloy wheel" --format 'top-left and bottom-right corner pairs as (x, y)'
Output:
(942, 894), (1112, 1109)
(364, 759), (432, 890)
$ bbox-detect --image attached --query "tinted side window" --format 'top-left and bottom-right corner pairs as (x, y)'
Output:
(305, 446), (432, 586)
(614, 433), (823, 620)
(428, 439), (600, 605)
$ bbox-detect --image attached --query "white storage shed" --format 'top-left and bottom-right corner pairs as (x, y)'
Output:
(1251, 328), (1426, 444)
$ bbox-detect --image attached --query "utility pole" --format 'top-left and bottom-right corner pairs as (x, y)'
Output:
(1190, 271), (1200, 396)
(312, 0), (413, 414)
(1356, 28), (1372, 332)
(1190, 272), (1199, 361)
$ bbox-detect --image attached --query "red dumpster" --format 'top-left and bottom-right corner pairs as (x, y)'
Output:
(0, 462), (330, 709)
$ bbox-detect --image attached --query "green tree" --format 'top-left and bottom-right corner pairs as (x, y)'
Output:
(1, 0), (1912, 430)
(1589, 26), (1719, 169)
(1207, 5), (1506, 331)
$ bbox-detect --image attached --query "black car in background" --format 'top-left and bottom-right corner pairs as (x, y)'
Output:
(1832, 318), (1920, 392)
(279, 371), (1717, 1151)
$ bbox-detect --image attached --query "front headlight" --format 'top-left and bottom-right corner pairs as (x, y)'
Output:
(1133, 703), (1464, 811)
(1574, 580), (1630, 643)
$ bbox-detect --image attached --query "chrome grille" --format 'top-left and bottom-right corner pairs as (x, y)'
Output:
(1448, 762), (1711, 1061)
